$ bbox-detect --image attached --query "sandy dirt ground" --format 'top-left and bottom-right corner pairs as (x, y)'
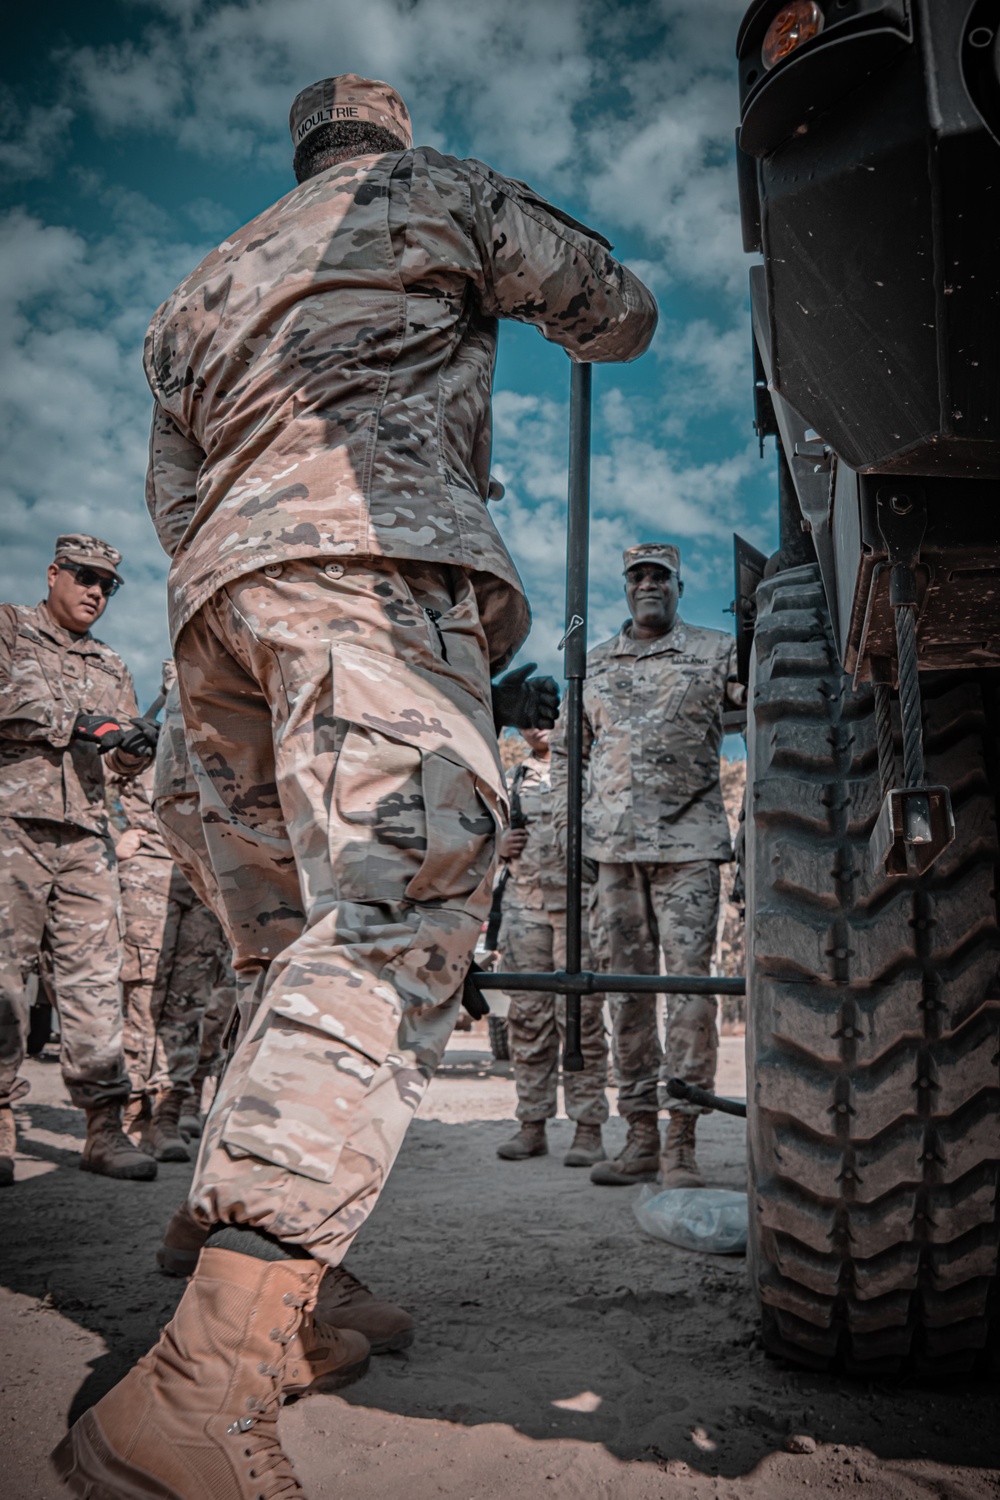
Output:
(2, 1029), (998, 1500)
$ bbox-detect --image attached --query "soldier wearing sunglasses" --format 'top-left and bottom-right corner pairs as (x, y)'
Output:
(0, 533), (160, 1188)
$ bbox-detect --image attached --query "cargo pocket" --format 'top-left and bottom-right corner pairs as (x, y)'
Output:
(119, 942), (145, 985)
(661, 667), (714, 730)
(329, 639), (506, 913)
(219, 1016), (378, 1184)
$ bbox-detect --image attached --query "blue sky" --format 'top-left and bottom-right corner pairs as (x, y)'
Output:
(1, 0), (775, 707)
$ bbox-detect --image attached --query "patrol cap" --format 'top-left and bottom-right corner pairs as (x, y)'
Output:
(53, 533), (124, 584)
(622, 542), (680, 577)
(289, 75), (413, 153)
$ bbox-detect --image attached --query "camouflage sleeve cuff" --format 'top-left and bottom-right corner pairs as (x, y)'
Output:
(145, 405), (204, 560)
(0, 706), (75, 748)
(572, 265), (659, 364)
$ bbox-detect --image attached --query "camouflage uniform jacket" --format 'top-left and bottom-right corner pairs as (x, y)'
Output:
(504, 754), (565, 913)
(552, 618), (735, 864)
(143, 149), (657, 666)
(0, 601), (148, 834)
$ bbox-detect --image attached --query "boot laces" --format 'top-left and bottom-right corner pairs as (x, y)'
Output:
(228, 1289), (309, 1499)
(624, 1117), (658, 1161)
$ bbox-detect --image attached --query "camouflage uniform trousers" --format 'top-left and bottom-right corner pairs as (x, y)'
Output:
(174, 557), (503, 1268)
(194, 953), (238, 1085)
(155, 756), (276, 1093)
(596, 860), (721, 1118)
(499, 898), (608, 1124)
(118, 851), (229, 1094)
(0, 816), (129, 1108)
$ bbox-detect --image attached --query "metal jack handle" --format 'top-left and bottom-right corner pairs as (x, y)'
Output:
(561, 362), (591, 1073)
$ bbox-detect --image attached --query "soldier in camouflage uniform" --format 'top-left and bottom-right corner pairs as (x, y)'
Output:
(495, 727), (608, 1166)
(552, 543), (737, 1191)
(112, 752), (230, 1164)
(151, 663), (263, 1138)
(55, 76), (656, 1497)
(0, 535), (158, 1188)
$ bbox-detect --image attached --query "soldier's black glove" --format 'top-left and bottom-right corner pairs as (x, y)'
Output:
(72, 712), (128, 751)
(582, 857), (599, 885)
(461, 959), (491, 1020)
(491, 663), (560, 732)
(118, 716), (161, 758)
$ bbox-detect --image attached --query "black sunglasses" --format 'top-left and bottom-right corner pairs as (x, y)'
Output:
(57, 561), (121, 597)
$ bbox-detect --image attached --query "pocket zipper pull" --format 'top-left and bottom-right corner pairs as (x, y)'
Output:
(424, 607), (448, 661)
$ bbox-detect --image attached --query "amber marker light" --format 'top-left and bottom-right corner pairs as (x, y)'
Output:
(762, 0), (825, 70)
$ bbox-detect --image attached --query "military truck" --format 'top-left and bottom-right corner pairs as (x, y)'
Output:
(734, 0), (1000, 1374)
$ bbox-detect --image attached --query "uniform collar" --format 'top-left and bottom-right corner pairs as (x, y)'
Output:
(612, 617), (688, 658)
(36, 599), (94, 650)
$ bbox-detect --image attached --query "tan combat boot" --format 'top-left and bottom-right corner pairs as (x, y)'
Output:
(659, 1111), (705, 1189)
(157, 1198), (209, 1277)
(589, 1113), (660, 1186)
(282, 1308), (370, 1399)
(496, 1119), (547, 1160)
(179, 1072), (208, 1139)
(150, 1088), (193, 1163)
(122, 1093), (153, 1152)
(80, 1103), (158, 1181)
(52, 1246), (318, 1498)
(314, 1265), (415, 1354)
(156, 1202), (416, 1356)
(0, 1106), (15, 1188)
(564, 1121), (606, 1168)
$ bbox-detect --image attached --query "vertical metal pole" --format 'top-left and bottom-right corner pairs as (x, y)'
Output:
(562, 362), (591, 1072)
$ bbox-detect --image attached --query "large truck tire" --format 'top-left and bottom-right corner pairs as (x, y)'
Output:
(745, 563), (1000, 1375)
(488, 1014), (510, 1062)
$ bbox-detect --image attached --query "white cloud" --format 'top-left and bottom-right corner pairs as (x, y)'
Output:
(63, 0), (593, 171)
(0, 95), (75, 181)
(58, 0), (748, 293)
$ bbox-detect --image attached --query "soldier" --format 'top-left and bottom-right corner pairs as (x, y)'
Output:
(112, 757), (230, 1163)
(177, 954), (237, 1138)
(552, 543), (737, 1191)
(0, 535), (158, 1187)
(54, 74), (656, 1495)
(495, 726), (608, 1165)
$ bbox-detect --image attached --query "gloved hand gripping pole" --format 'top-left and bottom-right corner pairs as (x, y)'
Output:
(561, 362), (591, 1072)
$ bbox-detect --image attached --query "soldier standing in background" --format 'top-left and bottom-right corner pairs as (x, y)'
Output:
(111, 748), (230, 1163)
(54, 74), (656, 1497)
(495, 726), (608, 1166)
(552, 543), (737, 1191)
(177, 953), (237, 1138)
(0, 535), (158, 1187)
